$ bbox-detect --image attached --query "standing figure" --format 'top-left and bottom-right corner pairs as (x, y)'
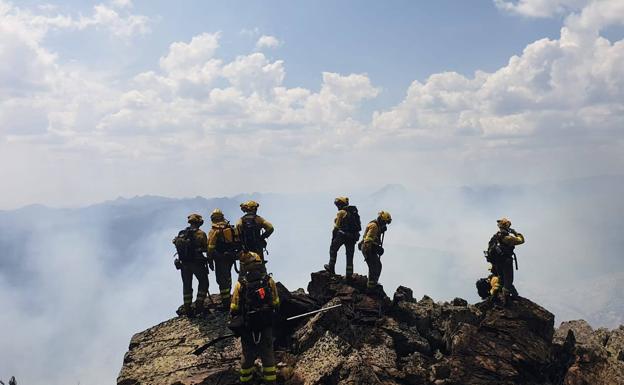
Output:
(487, 217), (525, 303)
(229, 251), (280, 384)
(324, 196), (361, 279)
(360, 211), (392, 292)
(207, 209), (240, 310)
(172, 213), (210, 317)
(236, 201), (274, 258)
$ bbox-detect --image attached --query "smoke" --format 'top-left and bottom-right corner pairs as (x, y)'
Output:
(1, 176), (623, 383)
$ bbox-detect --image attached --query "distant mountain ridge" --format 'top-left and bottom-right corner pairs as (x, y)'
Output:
(2, 176), (624, 384)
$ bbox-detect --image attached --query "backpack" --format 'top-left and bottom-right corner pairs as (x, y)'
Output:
(240, 214), (264, 252)
(341, 206), (361, 233)
(173, 227), (201, 262)
(214, 221), (240, 254)
(487, 231), (516, 263)
(486, 233), (505, 262)
(241, 269), (274, 331)
(476, 277), (491, 299)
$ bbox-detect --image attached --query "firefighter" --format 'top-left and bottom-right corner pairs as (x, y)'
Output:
(359, 211), (392, 292)
(236, 201), (274, 258)
(324, 196), (361, 279)
(172, 213), (210, 317)
(229, 252), (280, 384)
(487, 217), (525, 304)
(207, 209), (240, 310)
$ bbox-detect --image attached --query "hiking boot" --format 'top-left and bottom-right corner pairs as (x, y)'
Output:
(177, 303), (194, 317)
(324, 264), (335, 275)
(366, 284), (380, 294)
(194, 301), (205, 317)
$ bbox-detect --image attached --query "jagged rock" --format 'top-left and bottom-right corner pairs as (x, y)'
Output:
(552, 320), (624, 385)
(393, 286), (414, 304)
(117, 311), (239, 385)
(606, 326), (624, 361)
(118, 272), (624, 385)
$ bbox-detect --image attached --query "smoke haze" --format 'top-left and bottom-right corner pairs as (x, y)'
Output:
(1, 176), (623, 384)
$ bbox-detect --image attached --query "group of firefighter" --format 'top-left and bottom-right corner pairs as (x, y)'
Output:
(171, 197), (524, 384)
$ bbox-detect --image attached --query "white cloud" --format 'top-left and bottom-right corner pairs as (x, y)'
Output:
(494, 0), (589, 18)
(159, 32), (221, 75)
(111, 0), (133, 9)
(1, 0), (624, 207)
(222, 53), (285, 94)
(79, 3), (150, 38)
(0, 0), (151, 38)
(255, 34), (281, 50)
(373, 0), (624, 147)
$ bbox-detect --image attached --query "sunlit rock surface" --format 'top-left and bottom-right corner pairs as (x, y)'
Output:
(118, 271), (624, 385)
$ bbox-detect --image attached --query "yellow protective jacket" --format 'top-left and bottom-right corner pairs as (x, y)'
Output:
(362, 220), (383, 245)
(334, 209), (348, 229)
(489, 275), (501, 296)
(230, 275), (280, 314)
(207, 220), (237, 258)
(501, 232), (525, 246)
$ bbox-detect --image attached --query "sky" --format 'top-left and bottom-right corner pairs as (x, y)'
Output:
(1, 2), (624, 382)
(1, 0), (623, 209)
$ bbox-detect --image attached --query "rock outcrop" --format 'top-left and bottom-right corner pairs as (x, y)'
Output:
(117, 272), (624, 385)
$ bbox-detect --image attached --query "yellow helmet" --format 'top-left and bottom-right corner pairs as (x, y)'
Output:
(334, 196), (349, 207)
(497, 217), (512, 229)
(378, 211), (392, 224)
(210, 208), (224, 222)
(239, 251), (263, 266)
(240, 200), (260, 212)
(187, 213), (204, 226)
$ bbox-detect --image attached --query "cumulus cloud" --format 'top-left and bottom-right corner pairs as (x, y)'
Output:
(373, 0), (624, 151)
(494, 0), (589, 17)
(159, 32), (221, 78)
(96, 31), (378, 140)
(1, 0), (624, 207)
(255, 34), (282, 50)
(78, 3), (150, 37)
(0, 0), (151, 38)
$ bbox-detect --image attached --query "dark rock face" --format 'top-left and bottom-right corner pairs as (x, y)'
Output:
(117, 272), (624, 385)
(552, 320), (624, 385)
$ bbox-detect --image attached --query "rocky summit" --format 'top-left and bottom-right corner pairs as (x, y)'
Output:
(117, 272), (624, 385)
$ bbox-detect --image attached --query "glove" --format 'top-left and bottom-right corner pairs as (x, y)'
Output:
(174, 258), (182, 270)
(357, 241), (363, 251)
(377, 246), (385, 256)
(207, 258), (214, 271)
